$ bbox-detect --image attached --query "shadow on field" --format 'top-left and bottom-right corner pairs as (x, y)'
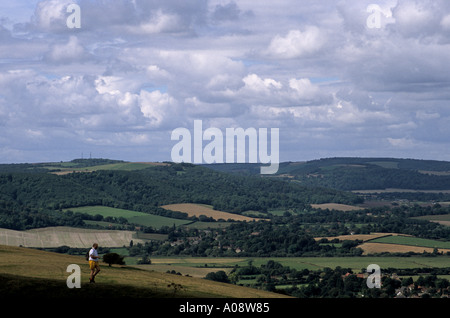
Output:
(0, 273), (180, 298)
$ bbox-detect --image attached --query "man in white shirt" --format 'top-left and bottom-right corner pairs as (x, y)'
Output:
(89, 243), (101, 283)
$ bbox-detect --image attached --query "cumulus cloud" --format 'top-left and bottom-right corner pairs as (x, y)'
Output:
(1, 0), (450, 162)
(267, 26), (325, 59)
(139, 89), (180, 128)
(45, 36), (88, 63)
(30, 0), (74, 32)
(126, 9), (184, 35)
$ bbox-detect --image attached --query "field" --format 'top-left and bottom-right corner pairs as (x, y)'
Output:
(314, 233), (405, 242)
(0, 226), (145, 248)
(310, 203), (363, 211)
(358, 243), (449, 255)
(368, 235), (450, 249)
(161, 203), (268, 222)
(358, 235), (450, 254)
(66, 206), (192, 228)
(0, 245), (287, 298)
(353, 188), (450, 194)
(50, 161), (168, 175)
(413, 214), (450, 227)
(314, 232), (450, 255)
(136, 256), (450, 278)
(355, 234), (450, 255)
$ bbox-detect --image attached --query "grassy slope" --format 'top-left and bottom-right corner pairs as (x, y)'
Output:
(67, 205), (192, 228)
(0, 245), (288, 298)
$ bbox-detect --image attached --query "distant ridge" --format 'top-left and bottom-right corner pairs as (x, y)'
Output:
(203, 157), (450, 191)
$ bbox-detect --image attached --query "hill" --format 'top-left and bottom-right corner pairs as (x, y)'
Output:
(204, 157), (450, 191)
(0, 226), (146, 248)
(0, 160), (360, 231)
(0, 244), (288, 298)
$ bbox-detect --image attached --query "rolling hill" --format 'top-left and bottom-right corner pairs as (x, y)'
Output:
(204, 157), (450, 191)
(0, 244), (289, 298)
(0, 159), (360, 232)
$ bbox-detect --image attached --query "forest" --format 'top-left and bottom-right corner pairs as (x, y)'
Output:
(118, 203), (450, 258)
(207, 157), (450, 191)
(0, 159), (450, 258)
(0, 162), (361, 230)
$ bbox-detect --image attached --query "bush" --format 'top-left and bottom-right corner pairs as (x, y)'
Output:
(102, 253), (125, 267)
(205, 271), (230, 283)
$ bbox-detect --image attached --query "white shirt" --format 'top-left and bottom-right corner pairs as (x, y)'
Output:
(89, 248), (98, 261)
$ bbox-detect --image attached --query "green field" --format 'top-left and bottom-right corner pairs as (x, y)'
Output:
(48, 161), (167, 173)
(67, 206), (191, 228)
(413, 214), (450, 226)
(368, 235), (450, 249)
(142, 256), (450, 275)
(68, 205), (237, 230)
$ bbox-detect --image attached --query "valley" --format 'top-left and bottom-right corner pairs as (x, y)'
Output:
(0, 157), (449, 298)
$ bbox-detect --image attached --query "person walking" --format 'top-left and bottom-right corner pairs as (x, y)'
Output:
(89, 243), (101, 283)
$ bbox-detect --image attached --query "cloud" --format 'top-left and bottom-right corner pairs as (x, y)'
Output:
(211, 1), (241, 22)
(210, 1), (253, 24)
(1, 0), (450, 163)
(139, 89), (180, 128)
(266, 26), (325, 59)
(45, 36), (88, 63)
(126, 9), (184, 34)
(390, 0), (436, 37)
(30, 0), (73, 32)
(387, 137), (416, 148)
(242, 74), (282, 92)
(441, 14), (450, 30)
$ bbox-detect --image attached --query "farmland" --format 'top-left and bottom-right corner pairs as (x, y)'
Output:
(0, 226), (144, 248)
(0, 157), (450, 299)
(358, 243), (448, 255)
(48, 161), (169, 175)
(310, 203), (363, 211)
(367, 235), (450, 249)
(357, 235), (450, 254)
(315, 233), (450, 255)
(66, 205), (192, 228)
(413, 214), (450, 227)
(161, 203), (267, 222)
(143, 255), (450, 275)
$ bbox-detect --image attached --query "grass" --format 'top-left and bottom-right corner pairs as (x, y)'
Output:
(368, 235), (450, 249)
(413, 214), (450, 227)
(310, 203), (363, 211)
(145, 255), (450, 275)
(161, 203), (268, 222)
(49, 162), (169, 174)
(66, 206), (192, 228)
(0, 245), (288, 298)
(69, 205), (242, 230)
(0, 226), (144, 248)
(0, 245), (449, 299)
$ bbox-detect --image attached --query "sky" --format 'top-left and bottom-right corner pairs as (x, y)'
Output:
(1, 0), (450, 164)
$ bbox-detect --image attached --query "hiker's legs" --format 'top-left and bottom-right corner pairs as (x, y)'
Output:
(90, 264), (100, 282)
(89, 261), (100, 282)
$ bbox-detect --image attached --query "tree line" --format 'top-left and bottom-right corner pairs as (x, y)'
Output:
(121, 203), (450, 258)
(0, 163), (361, 230)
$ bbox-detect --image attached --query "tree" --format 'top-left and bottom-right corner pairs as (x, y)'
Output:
(205, 270), (230, 283)
(102, 253), (125, 267)
(137, 254), (151, 265)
